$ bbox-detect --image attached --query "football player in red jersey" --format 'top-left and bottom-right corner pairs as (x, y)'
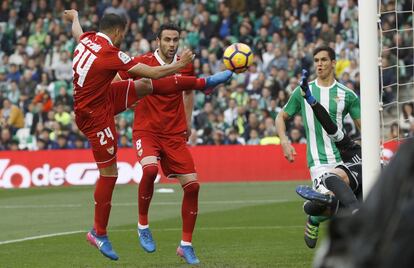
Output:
(115, 24), (218, 264)
(64, 10), (232, 261)
(65, 10), (231, 261)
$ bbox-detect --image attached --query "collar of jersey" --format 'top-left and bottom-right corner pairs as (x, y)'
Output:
(154, 49), (177, 65)
(96, 32), (113, 46)
(314, 79), (337, 89)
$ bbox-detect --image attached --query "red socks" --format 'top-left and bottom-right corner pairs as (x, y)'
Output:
(181, 181), (200, 242)
(138, 164), (158, 226)
(137, 165), (200, 243)
(94, 175), (117, 236)
(151, 76), (206, 95)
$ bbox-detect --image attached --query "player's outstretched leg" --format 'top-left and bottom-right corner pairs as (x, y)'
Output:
(204, 70), (233, 93)
(137, 226), (156, 253)
(177, 243), (200, 265)
(149, 70), (233, 96)
(86, 229), (119, 261)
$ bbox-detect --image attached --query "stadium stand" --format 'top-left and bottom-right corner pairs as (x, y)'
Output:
(0, 0), (412, 151)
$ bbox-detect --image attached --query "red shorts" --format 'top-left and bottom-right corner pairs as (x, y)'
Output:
(132, 131), (196, 177)
(76, 80), (138, 168)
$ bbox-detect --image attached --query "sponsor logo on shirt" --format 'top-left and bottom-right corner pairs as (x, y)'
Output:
(118, 51), (132, 64)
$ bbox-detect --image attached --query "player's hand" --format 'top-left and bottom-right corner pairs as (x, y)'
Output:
(179, 49), (194, 66)
(63, 9), (78, 22)
(186, 126), (192, 141)
(281, 140), (297, 162)
(299, 69), (316, 105)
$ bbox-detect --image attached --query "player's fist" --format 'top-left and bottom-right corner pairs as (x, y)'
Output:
(281, 140), (297, 162)
(180, 49), (194, 66)
(63, 9), (78, 21)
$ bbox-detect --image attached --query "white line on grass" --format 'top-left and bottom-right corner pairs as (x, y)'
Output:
(0, 230), (85, 245)
(0, 225), (303, 246)
(0, 199), (290, 209)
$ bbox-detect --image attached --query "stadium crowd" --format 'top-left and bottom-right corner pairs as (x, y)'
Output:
(0, 0), (412, 151)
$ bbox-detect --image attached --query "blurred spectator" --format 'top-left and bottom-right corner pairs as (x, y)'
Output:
(18, 69), (37, 97)
(56, 134), (69, 149)
(0, 98), (24, 131)
(260, 128), (281, 145)
(119, 134), (131, 148)
(231, 84), (249, 107)
(225, 128), (244, 145)
(224, 98), (238, 126)
(7, 81), (20, 104)
(388, 122), (403, 140)
(400, 103), (414, 134)
(0, 128), (13, 150)
(33, 90), (53, 113)
(289, 127), (307, 144)
(54, 86), (73, 109)
(52, 51), (72, 82)
(247, 129), (261, 145)
(72, 134), (87, 149)
(54, 103), (71, 126)
(195, 102), (213, 130)
(6, 63), (21, 82)
(188, 128), (202, 146)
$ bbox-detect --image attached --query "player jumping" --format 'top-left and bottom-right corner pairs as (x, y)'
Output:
(64, 10), (231, 261)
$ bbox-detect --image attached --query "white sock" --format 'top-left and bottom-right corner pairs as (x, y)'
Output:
(138, 223), (149, 230)
(180, 240), (192, 246)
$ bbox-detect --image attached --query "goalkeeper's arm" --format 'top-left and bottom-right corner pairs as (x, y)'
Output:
(300, 69), (344, 142)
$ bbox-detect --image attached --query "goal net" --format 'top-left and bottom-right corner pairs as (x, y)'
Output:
(360, 0), (413, 196)
(379, 0), (414, 147)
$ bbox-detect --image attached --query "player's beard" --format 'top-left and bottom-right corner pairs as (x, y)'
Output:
(161, 46), (177, 61)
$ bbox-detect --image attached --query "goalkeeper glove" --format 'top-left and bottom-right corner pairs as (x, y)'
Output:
(300, 69), (316, 106)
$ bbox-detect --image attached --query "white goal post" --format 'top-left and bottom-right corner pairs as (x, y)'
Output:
(358, 0), (381, 199)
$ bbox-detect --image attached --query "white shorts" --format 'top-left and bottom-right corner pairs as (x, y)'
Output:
(310, 163), (342, 194)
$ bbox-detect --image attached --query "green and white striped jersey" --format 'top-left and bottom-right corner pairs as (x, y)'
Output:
(283, 80), (360, 167)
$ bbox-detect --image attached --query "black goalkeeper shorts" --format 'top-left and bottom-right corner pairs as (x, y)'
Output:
(336, 161), (362, 200)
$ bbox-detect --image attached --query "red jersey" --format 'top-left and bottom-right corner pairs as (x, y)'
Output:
(72, 32), (136, 114)
(120, 49), (194, 136)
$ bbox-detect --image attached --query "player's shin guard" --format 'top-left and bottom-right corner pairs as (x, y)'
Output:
(151, 76), (206, 95)
(138, 164), (158, 226)
(94, 176), (117, 236)
(181, 181), (200, 243)
(321, 173), (359, 211)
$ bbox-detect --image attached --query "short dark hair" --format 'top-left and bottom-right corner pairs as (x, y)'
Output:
(156, 23), (181, 39)
(313, 45), (336, 61)
(99, 13), (127, 32)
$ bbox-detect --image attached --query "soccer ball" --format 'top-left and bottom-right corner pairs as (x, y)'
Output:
(223, 43), (253, 73)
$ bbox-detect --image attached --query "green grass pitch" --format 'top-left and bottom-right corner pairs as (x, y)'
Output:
(0, 181), (320, 267)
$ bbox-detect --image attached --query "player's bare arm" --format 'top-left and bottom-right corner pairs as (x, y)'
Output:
(276, 111), (297, 162)
(183, 90), (194, 139)
(127, 49), (194, 79)
(63, 9), (83, 43)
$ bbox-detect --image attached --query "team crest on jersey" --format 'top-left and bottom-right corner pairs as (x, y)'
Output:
(334, 96), (344, 103)
(138, 149), (143, 157)
(118, 51), (131, 64)
(107, 146), (115, 155)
